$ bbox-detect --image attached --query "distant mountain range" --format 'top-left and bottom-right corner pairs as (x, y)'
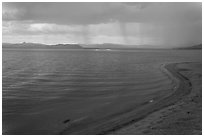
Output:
(2, 42), (202, 50)
(2, 42), (83, 49)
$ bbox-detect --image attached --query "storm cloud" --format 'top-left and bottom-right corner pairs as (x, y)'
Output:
(2, 2), (202, 48)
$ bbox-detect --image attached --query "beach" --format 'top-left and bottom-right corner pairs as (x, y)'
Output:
(111, 62), (202, 135)
(2, 2), (202, 135)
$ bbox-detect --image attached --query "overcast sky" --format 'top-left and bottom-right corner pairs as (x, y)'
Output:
(2, 2), (202, 48)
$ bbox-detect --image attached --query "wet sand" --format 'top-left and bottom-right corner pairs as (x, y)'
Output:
(111, 62), (202, 135)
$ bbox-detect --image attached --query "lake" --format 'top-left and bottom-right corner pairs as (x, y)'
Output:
(2, 48), (201, 134)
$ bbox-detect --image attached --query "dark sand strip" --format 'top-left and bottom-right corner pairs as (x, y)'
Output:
(61, 62), (196, 134)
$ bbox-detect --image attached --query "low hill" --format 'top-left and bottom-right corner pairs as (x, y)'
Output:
(174, 44), (202, 50)
(189, 44), (202, 49)
(51, 44), (82, 49)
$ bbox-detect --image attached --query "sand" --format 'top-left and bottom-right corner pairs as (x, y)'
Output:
(111, 62), (202, 135)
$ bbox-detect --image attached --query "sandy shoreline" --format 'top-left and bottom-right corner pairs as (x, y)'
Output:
(61, 62), (199, 134)
(110, 62), (202, 135)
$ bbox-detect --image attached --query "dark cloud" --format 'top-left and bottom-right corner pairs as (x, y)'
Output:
(2, 2), (202, 47)
(3, 3), (118, 24)
(3, 2), (201, 25)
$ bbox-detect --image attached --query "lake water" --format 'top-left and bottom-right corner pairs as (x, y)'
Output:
(2, 48), (201, 134)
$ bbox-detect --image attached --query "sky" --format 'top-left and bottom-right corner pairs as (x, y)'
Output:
(2, 2), (202, 48)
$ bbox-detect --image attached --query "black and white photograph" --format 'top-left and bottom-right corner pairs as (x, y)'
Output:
(2, 2), (202, 135)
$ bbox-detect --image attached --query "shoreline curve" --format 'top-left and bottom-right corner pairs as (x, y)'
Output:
(61, 62), (193, 134)
(101, 62), (192, 134)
